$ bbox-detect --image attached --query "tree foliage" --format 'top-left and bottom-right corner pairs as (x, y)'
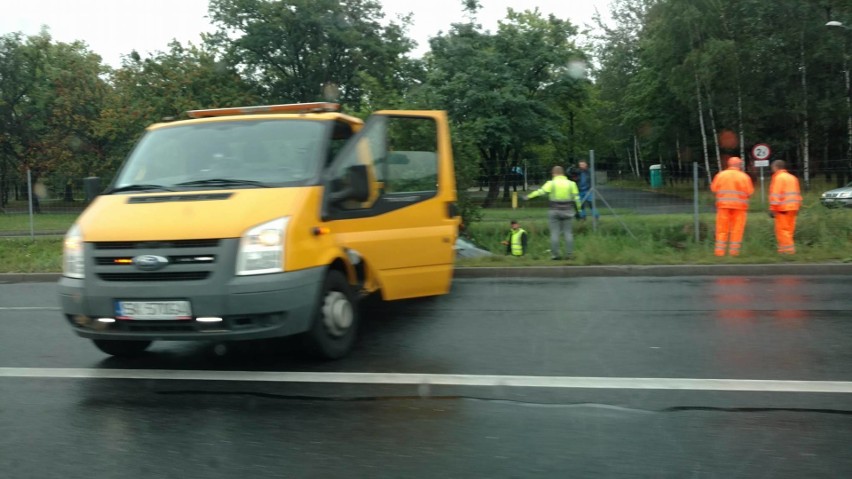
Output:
(208, 0), (415, 109)
(0, 30), (108, 207)
(6, 0), (852, 217)
(425, 8), (589, 206)
(96, 41), (257, 174)
(594, 0), (852, 188)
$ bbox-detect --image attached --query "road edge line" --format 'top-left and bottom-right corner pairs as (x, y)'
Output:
(1, 368), (851, 393)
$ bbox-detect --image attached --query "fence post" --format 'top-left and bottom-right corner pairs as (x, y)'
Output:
(693, 162), (700, 243)
(27, 168), (34, 240)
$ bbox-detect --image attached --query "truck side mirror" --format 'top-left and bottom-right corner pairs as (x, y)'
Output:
(347, 165), (370, 203)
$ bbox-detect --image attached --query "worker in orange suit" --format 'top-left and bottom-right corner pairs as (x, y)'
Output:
(710, 157), (754, 256)
(768, 160), (802, 254)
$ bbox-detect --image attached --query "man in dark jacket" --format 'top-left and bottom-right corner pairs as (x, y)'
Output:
(576, 161), (599, 220)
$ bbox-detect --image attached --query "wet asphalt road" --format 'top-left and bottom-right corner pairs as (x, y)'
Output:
(1, 276), (851, 478)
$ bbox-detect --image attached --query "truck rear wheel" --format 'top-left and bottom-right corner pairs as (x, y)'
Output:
(93, 339), (152, 357)
(302, 270), (359, 360)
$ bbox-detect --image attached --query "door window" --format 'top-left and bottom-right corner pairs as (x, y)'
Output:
(328, 115), (439, 213)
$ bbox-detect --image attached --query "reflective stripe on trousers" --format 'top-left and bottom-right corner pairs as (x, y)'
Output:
(774, 211), (798, 254)
(715, 208), (748, 256)
(729, 241), (743, 255)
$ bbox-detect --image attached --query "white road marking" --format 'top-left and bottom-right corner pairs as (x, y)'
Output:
(0, 307), (59, 311)
(0, 368), (850, 393)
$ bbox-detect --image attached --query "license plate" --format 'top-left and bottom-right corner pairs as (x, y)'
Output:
(115, 301), (192, 320)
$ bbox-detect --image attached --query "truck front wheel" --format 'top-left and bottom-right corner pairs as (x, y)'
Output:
(93, 339), (152, 357)
(302, 270), (359, 360)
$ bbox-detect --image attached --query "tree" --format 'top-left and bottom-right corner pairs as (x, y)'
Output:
(0, 33), (36, 206)
(95, 41), (258, 174)
(593, 0), (852, 187)
(426, 7), (588, 206)
(0, 30), (108, 209)
(208, 0), (414, 109)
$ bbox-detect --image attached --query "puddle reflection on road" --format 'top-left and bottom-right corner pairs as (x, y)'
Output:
(710, 276), (813, 373)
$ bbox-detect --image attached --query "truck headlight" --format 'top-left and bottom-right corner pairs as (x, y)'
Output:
(63, 224), (85, 279)
(236, 217), (289, 275)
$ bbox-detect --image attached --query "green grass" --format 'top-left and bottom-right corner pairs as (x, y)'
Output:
(0, 213), (77, 234)
(0, 206), (849, 273)
(476, 205), (633, 222)
(461, 206), (852, 266)
(0, 238), (64, 273)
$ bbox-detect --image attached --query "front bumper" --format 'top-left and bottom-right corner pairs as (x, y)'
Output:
(58, 267), (324, 341)
(821, 197), (852, 207)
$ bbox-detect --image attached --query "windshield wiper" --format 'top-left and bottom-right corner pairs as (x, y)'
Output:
(106, 184), (174, 194)
(174, 178), (271, 188)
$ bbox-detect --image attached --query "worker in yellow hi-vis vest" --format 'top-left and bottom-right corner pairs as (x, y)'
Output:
(523, 166), (582, 260)
(501, 220), (528, 256)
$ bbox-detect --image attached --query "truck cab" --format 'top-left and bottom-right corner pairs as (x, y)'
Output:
(58, 102), (459, 359)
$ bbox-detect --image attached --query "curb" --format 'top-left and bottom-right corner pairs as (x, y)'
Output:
(2, 263), (851, 283)
(454, 263), (852, 278)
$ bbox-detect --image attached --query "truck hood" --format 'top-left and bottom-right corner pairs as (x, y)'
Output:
(77, 187), (316, 242)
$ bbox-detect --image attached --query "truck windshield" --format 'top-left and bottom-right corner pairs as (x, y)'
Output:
(112, 120), (327, 191)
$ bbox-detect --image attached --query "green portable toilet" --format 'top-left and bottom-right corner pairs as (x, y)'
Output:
(649, 164), (663, 188)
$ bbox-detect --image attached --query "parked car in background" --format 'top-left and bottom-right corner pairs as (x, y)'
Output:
(820, 182), (852, 208)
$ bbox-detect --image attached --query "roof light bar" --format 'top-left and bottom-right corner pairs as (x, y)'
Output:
(186, 102), (340, 119)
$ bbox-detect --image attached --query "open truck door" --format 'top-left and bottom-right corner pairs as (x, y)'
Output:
(324, 111), (459, 300)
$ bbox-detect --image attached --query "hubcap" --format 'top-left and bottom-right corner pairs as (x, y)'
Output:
(322, 290), (353, 337)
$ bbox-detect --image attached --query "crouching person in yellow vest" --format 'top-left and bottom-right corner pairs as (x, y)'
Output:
(523, 166), (582, 260)
(501, 220), (528, 256)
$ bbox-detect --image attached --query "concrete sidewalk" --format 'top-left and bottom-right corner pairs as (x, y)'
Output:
(2, 263), (850, 284)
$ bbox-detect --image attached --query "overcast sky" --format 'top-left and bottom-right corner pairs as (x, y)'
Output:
(0, 0), (610, 67)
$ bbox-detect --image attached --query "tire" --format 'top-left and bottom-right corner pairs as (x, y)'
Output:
(302, 270), (359, 360)
(93, 339), (152, 357)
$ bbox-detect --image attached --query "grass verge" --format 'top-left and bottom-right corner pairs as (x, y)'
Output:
(0, 213), (77, 235)
(0, 207), (849, 273)
(0, 237), (63, 273)
(460, 206), (852, 266)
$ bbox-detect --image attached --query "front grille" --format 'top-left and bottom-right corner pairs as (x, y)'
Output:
(97, 272), (210, 282)
(825, 193), (838, 198)
(90, 238), (225, 283)
(119, 322), (198, 333)
(95, 255), (216, 266)
(94, 239), (220, 250)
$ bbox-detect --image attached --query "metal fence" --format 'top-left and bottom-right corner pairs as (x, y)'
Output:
(469, 153), (852, 244)
(1, 161), (850, 241)
(0, 170), (94, 237)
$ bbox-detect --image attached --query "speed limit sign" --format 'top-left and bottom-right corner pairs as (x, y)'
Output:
(751, 143), (771, 167)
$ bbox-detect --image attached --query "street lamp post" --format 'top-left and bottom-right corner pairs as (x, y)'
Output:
(826, 21), (852, 184)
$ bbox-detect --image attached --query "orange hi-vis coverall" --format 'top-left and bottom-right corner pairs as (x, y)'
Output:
(710, 167), (754, 256)
(769, 169), (802, 254)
